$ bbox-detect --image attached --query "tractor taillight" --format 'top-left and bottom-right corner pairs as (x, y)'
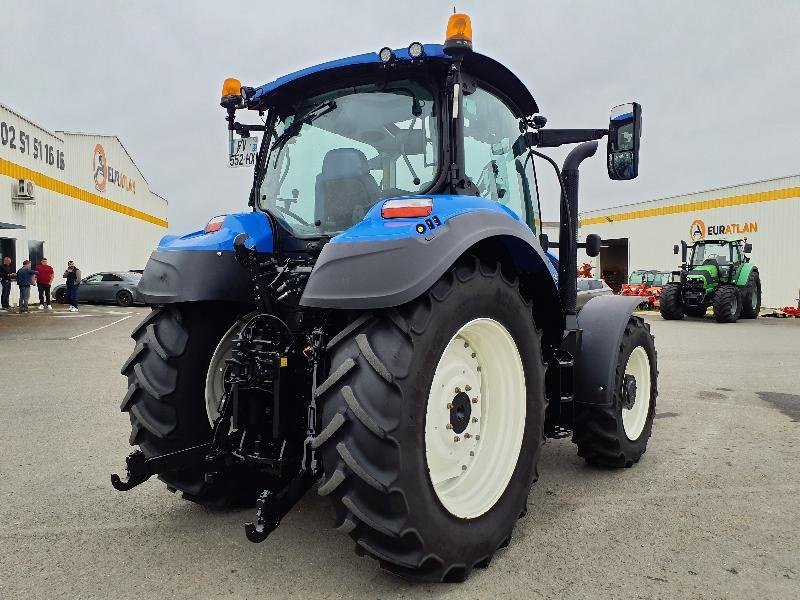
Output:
(381, 198), (433, 219)
(204, 215), (226, 233)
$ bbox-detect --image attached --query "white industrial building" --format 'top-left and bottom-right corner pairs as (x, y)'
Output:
(577, 174), (800, 308)
(1, 103), (168, 307)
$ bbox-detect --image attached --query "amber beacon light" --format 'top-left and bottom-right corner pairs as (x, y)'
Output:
(221, 77), (242, 98)
(445, 13), (472, 52)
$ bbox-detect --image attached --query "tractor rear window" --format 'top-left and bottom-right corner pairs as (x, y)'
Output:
(691, 243), (732, 266)
(257, 80), (439, 238)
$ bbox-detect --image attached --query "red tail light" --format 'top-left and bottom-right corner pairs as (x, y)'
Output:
(381, 198), (433, 219)
(204, 215), (226, 233)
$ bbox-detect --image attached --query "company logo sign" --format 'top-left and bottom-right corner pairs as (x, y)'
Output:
(92, 143), (136, 194)
(689, 218), (757, 241)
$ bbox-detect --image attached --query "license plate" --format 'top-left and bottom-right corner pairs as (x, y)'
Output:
(228, 136), (259, 168)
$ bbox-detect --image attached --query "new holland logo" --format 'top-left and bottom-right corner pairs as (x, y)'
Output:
(92, 143), (136, 194)
(689, 218), (757, 241)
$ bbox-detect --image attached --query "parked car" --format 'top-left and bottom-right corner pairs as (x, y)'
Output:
(577, 277), (613, 309)
(53, 271), (143, 307)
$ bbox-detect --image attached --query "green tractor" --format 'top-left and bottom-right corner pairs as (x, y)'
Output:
(660, 238), (761, 322)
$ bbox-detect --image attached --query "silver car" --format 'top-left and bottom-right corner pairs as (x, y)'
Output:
(54, 271), (143, 307)
(576, 277), (613, 310)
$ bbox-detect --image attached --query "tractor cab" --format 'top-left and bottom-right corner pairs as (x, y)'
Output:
(687, 239), (750, 286)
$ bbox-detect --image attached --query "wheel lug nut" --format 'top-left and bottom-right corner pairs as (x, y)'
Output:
(475, 435), (481, 440)
(472, 417), (478, 423)
(471, 353), (476, 358)
(464, 433), (471, 439)
(454, 436), (460, 442)
(446, 424), (452, 430)
(454, 387), (461, 393)
(447, 403), (453, 409)
(469, 451), (475, 457)
(462, 465), (467, 471)
(476, 366), (481, 372)
(472, 397), (478, 404)
(465, 385), (471, 391)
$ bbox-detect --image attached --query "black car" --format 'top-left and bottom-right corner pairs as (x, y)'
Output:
(54, 271), (143, 307)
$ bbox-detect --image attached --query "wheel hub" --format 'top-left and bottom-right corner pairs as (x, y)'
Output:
(622, 374), (637, 410)
(449, 391), (472, 434)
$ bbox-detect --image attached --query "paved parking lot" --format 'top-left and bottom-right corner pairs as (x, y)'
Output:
(1, 306), (798, 599)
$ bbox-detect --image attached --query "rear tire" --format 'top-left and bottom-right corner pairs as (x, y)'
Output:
(55, 288), (66, 304)
(120, 302), (262, 506)
(313, 257), (546, 582)
(116, 290), (133, 307)
(712, 285), (740, 323)
(573, 316), (657, 467)
(659, 283), (684, 320)
(739, 271), (761, 319)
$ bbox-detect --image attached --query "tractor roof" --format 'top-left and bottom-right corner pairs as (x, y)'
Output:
(248, 43), (539, 116)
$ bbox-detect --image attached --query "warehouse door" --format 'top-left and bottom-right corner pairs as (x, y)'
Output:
(28, 240), (44, 267)
(1, 238), (16, 266)
(600, 238), (628, 293)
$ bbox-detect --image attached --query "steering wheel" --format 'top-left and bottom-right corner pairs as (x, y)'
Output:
(275, 203), (310, 226)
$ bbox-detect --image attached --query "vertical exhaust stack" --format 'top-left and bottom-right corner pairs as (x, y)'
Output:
(559, 141), (598, 315)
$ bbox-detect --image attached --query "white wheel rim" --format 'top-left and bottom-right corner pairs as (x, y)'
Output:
(424, 318), (526, 519)
(622, 346), (651, 440)
(205, 320), (245, 425)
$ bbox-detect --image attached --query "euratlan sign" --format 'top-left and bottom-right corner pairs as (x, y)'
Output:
(689, 218), (758, 241)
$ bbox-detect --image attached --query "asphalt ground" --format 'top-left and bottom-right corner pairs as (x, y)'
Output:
(1, 305), (798, 599)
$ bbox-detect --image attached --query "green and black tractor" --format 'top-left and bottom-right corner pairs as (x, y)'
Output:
(660, 238), (761, 323)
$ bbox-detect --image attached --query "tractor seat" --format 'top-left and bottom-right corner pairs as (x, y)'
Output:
(315, 148), (380, 230)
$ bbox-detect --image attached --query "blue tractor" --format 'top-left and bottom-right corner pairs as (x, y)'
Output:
(112, 14), (657, 582)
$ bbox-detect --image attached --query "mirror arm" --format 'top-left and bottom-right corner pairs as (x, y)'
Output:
(526, 129), (608, 148)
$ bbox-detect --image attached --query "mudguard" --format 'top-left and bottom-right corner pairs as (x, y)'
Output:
(300, 196), (558, 310)
(735, 262), (756, 286)
(574, 295), (643, 406)
(137, 212), (273, 304)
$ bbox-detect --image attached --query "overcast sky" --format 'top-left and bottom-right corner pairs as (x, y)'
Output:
(2, 1), (799, 232)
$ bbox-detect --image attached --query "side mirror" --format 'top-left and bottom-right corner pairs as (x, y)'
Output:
(743, 242), (752, 254)
(673, 244), (680, 255)
(607, 102), (642, 180)
(585, 234), (601, 258)
(539, 233), (550, 251)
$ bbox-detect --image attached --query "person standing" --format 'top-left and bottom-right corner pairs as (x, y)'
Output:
(1, 256), (15, 311)
(63, 260), (82, 312)
(16, 260), (37, 313)
(35, 257), (55, 310)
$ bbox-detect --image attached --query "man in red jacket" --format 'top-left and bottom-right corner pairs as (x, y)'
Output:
(35, 257), (55, 310)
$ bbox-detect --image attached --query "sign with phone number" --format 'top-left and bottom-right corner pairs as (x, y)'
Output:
(1, 121), (66, 170)
(229, 136), (258, 168)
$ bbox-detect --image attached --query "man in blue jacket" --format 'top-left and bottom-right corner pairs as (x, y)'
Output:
(16, 260), (37, 313)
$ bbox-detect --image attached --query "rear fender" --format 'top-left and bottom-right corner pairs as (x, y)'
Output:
(299, 196), (563, 352)
(574, 295), (643, 406)
(735, 262), (756, 286)
(137, 212), (273, 304)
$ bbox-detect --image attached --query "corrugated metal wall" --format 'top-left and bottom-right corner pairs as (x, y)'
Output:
(1, 103), (167, 307)
(578, 175), (800, 308)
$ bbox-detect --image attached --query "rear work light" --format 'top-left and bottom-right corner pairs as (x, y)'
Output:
(204, 215), (226, 233)
(381, 198), (433, 219)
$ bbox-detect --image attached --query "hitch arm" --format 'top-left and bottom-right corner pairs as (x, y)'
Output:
(111, 443), (212, 491)
(244, 470), (315, 542)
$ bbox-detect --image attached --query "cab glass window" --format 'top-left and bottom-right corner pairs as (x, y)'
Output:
(462, 87), (540, 232)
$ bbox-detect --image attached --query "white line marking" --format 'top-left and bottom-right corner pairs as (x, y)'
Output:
(68, 315), (133, 340)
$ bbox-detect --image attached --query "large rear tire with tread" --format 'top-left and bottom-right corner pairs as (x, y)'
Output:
(739, 271), (761, 319)
(313, 257), (546, 582)
(712, 284), (741, 323)
(659, 283), (684, 320)
(573, 316), (657, 467)
(120, 302), (262, 506)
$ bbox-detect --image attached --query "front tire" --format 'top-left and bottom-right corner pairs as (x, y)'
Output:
(314, 258), (546, 582)
(713, 284), (741, 323)
(573, 316), (657, 467)
(116, 290), (133, 307)
(659, 283), (684, 320)
(55, 288), (66, 304)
